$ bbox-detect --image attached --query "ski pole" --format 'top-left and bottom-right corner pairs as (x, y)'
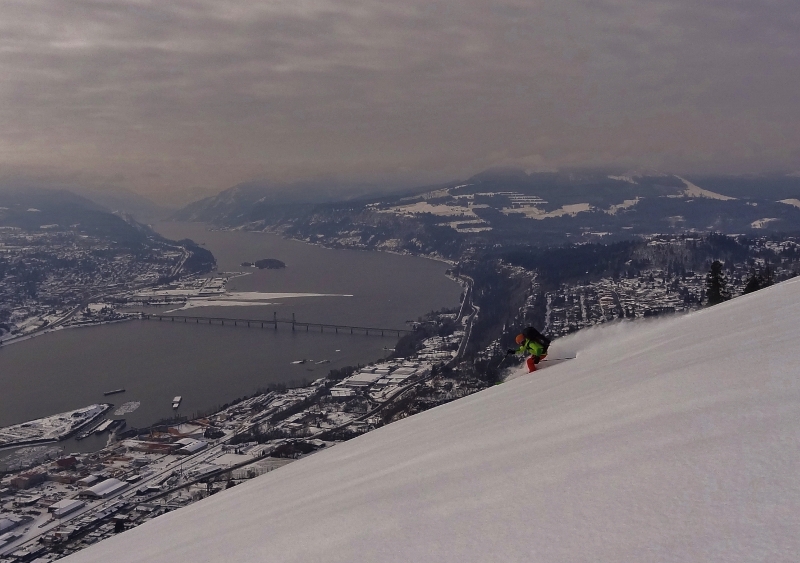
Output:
(540, 356), (576, 362)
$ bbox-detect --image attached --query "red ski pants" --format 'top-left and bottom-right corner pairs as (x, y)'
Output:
(526, 355), (546, 372)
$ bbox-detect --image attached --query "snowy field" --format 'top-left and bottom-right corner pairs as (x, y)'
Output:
(679, 177), (736, 200)
(68, 278), (800, 562)
(164, 291), (353, 311)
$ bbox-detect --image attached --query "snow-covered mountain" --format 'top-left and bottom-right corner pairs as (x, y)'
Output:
(69, 279), (800, 562)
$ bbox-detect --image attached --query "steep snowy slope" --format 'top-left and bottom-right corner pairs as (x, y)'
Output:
(69, 279), (800, 563)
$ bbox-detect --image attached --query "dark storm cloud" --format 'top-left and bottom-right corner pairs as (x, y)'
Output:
(0, 0), (798, 203)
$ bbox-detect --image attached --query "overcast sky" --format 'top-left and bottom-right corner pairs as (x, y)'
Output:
(1, 0), (798, 205)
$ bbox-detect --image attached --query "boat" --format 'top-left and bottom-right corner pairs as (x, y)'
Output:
(316, 359), (330, 364)
(103, 388), (126, 396)
(172, 396), (182, 409)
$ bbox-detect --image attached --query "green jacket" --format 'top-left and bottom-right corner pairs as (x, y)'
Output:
(516, 338), (545, 357)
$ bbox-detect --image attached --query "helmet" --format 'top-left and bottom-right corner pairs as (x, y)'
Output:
(515, 334), (525, 345)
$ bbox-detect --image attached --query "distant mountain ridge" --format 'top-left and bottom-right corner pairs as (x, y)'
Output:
(0, 186), (160, 245)
(170, 169), (800, 243)
(0, 183), (170, 224)
(68, 186), (171, 223)
(173, 178), (416, 223)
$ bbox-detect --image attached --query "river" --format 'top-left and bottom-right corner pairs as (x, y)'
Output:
(0, 222), (461, 465)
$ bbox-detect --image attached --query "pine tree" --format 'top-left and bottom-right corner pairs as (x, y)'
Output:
(705, 260), (731, 306)
(743, 265), (774, 295)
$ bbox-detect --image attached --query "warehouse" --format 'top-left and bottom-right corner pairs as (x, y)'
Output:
(81, 478), (128, 499)
(49, 499), (85, 518)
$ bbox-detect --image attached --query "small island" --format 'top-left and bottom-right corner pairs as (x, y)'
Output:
(241, 259), (287, 269)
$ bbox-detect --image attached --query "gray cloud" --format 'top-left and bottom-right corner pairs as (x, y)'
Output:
(0, 0), (798, 204)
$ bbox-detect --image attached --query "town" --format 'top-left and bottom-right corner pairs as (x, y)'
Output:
(0, 298), (478, 561)
(1, 226), (799, 562)
(0, 226), (211, 344)
(536, 234), (799, 337)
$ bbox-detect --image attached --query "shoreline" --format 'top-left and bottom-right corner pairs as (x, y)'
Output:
(0, 317), (134, 349)
(202, 222), (458, 268)
(205, 223), (469, 308)
(1, 224), (461, 454)
(0, 403), (112, 453)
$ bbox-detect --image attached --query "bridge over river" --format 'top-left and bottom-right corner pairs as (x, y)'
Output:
(141, 313), (412, 337)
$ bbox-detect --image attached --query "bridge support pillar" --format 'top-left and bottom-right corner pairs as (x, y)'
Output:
(273, 312), (277, 330)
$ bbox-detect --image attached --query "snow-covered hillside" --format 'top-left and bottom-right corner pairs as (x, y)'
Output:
(69, 279), (800, 562)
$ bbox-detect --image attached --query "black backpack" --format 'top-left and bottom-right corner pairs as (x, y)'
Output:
(522, 326), (551, 348)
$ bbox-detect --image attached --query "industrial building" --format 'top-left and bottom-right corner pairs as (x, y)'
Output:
(81, 478), (128, 499)
(49, 499), (86, 518)
(175, 439), (208, 455)
(0, 515), (26, 534)
(76, 475), (101, 488)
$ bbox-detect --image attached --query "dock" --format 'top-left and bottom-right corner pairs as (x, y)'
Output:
(93, 419), (114, 434)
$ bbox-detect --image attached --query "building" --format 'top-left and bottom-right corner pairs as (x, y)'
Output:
(175, 439), (208, 455)
(10, 470), (46, 490)
(76, 475), (101, 488)
(55, 456), (78, 469)
(49, 499), (85, 518)
(0, 514), (26, 534)
(122, 440), (179, 454)
(82, 478), (128, 499)
(12, 495), (42, 508)
(341, 369), (385, 388)
(130, 457), (150, 468)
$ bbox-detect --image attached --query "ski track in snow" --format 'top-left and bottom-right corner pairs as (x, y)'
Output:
(502, 315), (684, 382)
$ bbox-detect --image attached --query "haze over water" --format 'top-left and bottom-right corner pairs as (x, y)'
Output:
(0, 223), (460, 459)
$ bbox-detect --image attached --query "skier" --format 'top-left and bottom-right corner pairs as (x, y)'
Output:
(507, 326), (551, 372)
